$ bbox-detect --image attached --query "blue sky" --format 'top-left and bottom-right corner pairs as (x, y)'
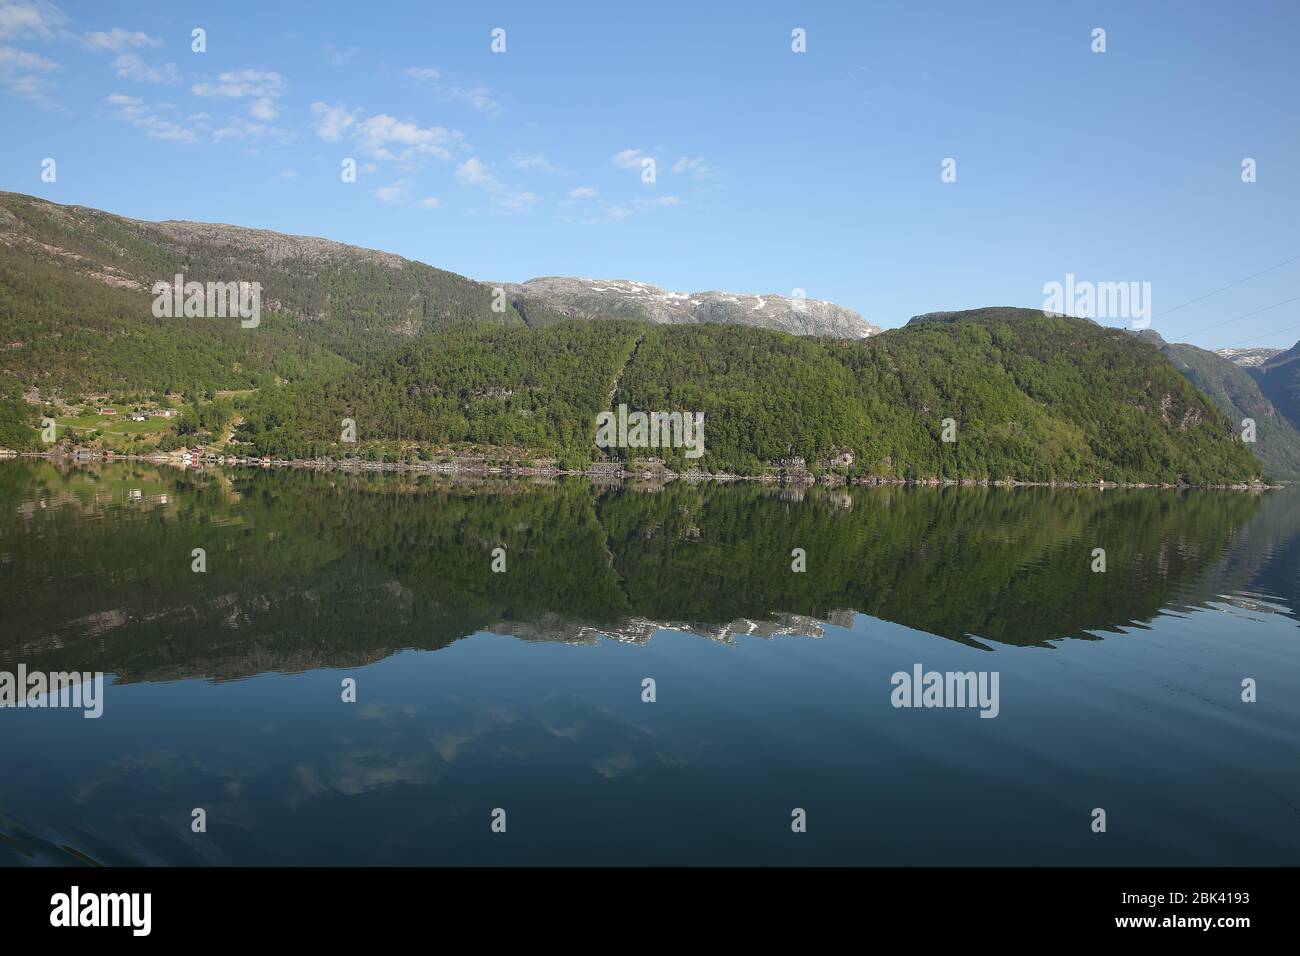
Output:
(1, 0), (1297, 349)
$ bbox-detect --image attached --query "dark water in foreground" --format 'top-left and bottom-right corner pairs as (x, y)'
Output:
(0, 461), (1297, 865)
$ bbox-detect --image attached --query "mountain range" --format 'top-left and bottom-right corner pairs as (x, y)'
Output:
(0, 190), (1294, 481)
(500, 276), (878, 338)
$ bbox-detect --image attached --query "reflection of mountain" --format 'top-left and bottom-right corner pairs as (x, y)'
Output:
(488, 610), (849, 646)
(1186, 483), (1300, 623)
(0, 461), (1276, 682)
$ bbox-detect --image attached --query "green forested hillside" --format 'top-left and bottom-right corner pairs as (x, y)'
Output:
(1142, 333), (1300, 479)
(0, 190), (523, 393)
(235, 321), (646, 467)
(234, 309), (1264, 483)
(0, 193), (1273, 482)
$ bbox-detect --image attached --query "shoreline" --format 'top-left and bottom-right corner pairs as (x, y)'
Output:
(2, 448), (1282, 491)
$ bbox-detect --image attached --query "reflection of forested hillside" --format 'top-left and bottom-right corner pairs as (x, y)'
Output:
(0, 461), (1273, 682)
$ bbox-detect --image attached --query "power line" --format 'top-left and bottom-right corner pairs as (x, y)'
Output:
(1182, 295), (1300, 339)
(1222, 320), (1300, 349)
(1155, 253), (1300, 319)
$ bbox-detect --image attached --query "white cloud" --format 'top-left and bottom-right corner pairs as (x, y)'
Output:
(0, 44), (55, 70)
(456, 156), (497, 187)
(373, 182), (405, 204)
(589, 195), (682, 223)
(105, 92), (198, 143)
(420, 196), (441, 208)
(568, 186), (598, 199)
(0, 2), (63, 41)
(407, 67), (500, 114)
(112, 52), (178, 83)
(495, 190), (537, 211)
(672, 155), (712, 178)
(310, 101), (357, 141)
(331, 111), (463, 163)
(192, 68), (284, 99)
(212, 116), (291, 143)
(446, 84), (498, 114)
(613, 148), (647, 169)
(248, 96), (277, 120)
(323, 45), (358, 67)
(280, 168), (298, 179)
(456, 157), (537, 213)
(636, 195), (680, 208)
(83, 27), (160, 51)
(512, 153), (561, 173)
(0, 39), (56, 103)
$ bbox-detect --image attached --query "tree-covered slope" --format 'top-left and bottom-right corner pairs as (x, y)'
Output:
(236, 310), (1264, 484)
(236, 321), (646, 467)
(0, 190), (524, 393)
(1138, 332), (1300, 479)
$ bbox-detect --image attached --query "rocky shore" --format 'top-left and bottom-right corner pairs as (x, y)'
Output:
(5, 447), (1280, 491)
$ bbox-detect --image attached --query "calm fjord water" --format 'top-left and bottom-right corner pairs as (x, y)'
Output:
(0, 461), (1297, 866)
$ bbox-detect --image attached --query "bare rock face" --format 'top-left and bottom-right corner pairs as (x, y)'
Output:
(500, 276), (879, 339)
(151, 220), (406, 267)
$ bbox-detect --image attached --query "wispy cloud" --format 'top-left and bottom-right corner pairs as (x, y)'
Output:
(82, 27), (159, 52)
(591, 195), (681, 223)
(0, 2), (65, 41)
(248, 96), (277, 120)
(0, 44), (58, 104)
(613, 148), (648, 169)
(213, 116), (292, 144)
(105, 92), (197, 143)
(568, 186), (598, 199)
(0, 1), (62, 104)
(672, 155), (712, 178)
(0, 44), (54, 70)
(322, 44), (358, 67)
(406, 66), (501, 115)
(192, 68), (289, 141)
(310, 101), (357, 141)
(191, 68), (284, 99)
(312, 102), (466, 166)
(512, 153), (562, 174)
(446, 84), (498, 115)
(112, 52), (178, 84)
(456, 157), (537, 212)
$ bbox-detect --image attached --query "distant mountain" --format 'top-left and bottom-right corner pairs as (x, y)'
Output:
(1133, 331), (1300, 479)
(501, 276), (878, 339)
(1248, 342), (1300, 434)
(1216, 347), (1282, 368)
(0, 193), (1275, 481)
(0, 192), (877, 400)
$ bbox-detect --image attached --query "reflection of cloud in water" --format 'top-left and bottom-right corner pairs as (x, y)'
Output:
(593, 752), (638, 779)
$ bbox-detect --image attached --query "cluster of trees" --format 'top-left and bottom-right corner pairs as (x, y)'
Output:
(0, 377), (37, 451)
(231, 311), (1263, 484)
(235, 322), (644, 468)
